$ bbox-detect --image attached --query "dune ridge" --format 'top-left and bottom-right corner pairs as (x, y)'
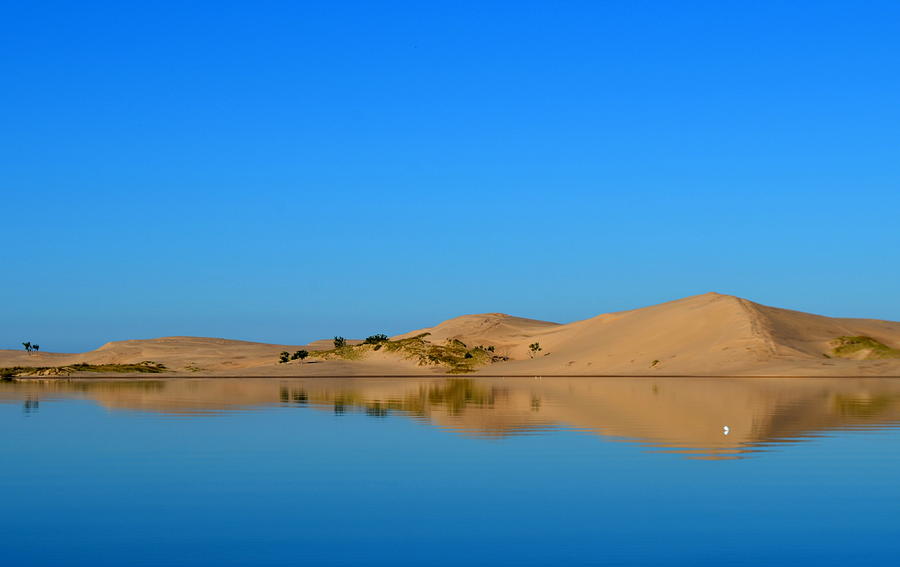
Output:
(3, 293), (899, 376)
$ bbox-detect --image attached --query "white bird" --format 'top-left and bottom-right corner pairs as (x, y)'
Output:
(723, 425), (730, 435)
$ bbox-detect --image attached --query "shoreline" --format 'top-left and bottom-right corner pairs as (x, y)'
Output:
(7, 372), (900, 381)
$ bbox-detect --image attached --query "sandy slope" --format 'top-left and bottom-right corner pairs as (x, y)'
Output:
(0, 335), (443, 376)
(495, 293), (900, 376)
(0, 336), (297, 372)
(393, 312), (560, 354)
(3, 293), (899, 376)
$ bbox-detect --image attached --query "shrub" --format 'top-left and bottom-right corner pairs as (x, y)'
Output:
(528, 342), (542, 358)
(333, 336), (346, 349)
(279, 351), (290, 363)
(364, 334), (389, 344)
(294, 350), (309, 362)
(831, 336), (900, 359)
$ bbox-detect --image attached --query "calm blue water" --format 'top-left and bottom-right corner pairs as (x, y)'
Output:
(2, 377), (899, 566)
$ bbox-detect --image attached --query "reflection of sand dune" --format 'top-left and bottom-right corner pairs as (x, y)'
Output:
(5, 377), (900, 459)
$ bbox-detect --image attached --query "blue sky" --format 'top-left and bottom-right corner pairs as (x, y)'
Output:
(2, 1), (899, 352)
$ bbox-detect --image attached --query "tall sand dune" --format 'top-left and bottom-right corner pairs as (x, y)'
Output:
(493, 292), (900, 375)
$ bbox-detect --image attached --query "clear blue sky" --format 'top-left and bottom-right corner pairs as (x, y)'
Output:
(3, 1), (899, 352)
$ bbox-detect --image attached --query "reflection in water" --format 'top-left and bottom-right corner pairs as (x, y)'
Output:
(3, 377), (900, 459)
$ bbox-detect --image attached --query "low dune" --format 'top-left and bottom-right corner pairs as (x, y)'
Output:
(3, 293), (899, 376)
(393, 313), (561, 354)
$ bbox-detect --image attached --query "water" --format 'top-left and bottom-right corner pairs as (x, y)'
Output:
(2, 376), (899, 566)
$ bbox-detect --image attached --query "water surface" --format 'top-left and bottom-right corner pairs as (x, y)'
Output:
(2, 377), (899, 565)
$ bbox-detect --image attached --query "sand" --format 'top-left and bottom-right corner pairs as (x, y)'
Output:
(3, 293), (899, 377)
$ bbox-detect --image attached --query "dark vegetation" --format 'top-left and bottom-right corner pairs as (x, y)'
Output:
(333, 336), (346, 348)
(291, 350), (309, 362)
(364, 334), (389, 344)
(21, 342), (40, 354)
(528, 342), (542, 358)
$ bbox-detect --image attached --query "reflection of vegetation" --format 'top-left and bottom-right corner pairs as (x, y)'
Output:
(1, 361), (167, 378)
(421, 379), (495, 414)
(279, 386), (309, 404)
(831, 336), (900, 359)
(833, 394), (897, 417)
(365, 402), (389, 417)
(309, 333), (507, 373)
(287, 379), (499, 418)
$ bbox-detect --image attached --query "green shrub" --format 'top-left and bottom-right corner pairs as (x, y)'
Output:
(364, 334), (389, 344)
(831, 336), (900, 359)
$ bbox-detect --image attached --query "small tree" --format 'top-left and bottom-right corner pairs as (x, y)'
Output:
(32, 344), (40, 354)
(333, 336), (346, 349)
(364, 334), (389, 344)
(297, 350), (309, 363)
(528, 342), (542, 358)
(22, 341), (32, 354)
(279, 351), (290, 363)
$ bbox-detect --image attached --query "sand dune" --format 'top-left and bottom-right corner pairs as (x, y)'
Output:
(497, 292), (900, 376)
(3, 293), (899, 376)
(0, 336), (393, 375)
(392, 312), (560, 353)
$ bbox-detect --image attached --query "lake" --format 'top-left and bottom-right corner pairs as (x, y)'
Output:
(2, 376), (899, 566)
